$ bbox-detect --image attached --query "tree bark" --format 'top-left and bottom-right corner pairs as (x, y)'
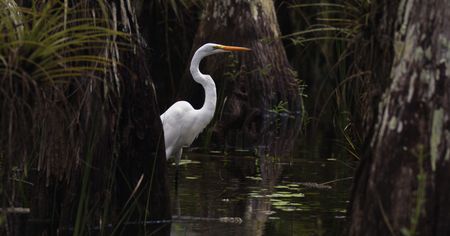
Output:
(350, 1), (399, 141)
(115, 0), (171, 233)
(181, 0), (302, 149)
(349, 0), (450, 235)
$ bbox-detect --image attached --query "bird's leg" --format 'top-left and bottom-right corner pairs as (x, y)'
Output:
(175, 164), (179, 192)
(174, 149), (183, 192)
(175, 149), (183, 169)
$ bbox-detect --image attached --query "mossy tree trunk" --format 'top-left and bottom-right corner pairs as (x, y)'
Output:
(349, 0), (450, 235)
(181, 0), (302, 149)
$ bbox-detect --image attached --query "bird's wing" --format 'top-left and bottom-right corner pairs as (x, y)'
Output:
(160, 101), (195, 157)
(160, 101), (194, 125)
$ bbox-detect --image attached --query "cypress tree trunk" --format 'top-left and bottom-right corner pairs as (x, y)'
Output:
(115, 0), (171, 234)
(349, 0), (450, 235)
(114, 56), (170, 233)
(182, 0), (302, 149)
(350, 1), (399, 140)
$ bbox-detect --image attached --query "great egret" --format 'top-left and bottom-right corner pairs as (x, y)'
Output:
(160, 43), (251, 166)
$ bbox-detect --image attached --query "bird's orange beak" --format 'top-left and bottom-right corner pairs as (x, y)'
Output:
(218, 45), (251, 52)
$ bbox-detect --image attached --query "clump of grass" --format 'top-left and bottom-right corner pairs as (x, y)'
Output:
(0, 0), (131, 234)
(0, 0), (126, 179)
(286, 0), (371, 45)
(283, 0), (372, 158)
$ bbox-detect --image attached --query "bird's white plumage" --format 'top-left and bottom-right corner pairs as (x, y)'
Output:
(160, 101), (211, 162)
(160, 43), (250, 165)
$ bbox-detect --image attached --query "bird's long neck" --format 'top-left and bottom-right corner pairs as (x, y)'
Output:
(190, 51), (217, 119)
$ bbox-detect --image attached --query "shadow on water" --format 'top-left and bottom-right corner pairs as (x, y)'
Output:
(165, 112), (356, 236)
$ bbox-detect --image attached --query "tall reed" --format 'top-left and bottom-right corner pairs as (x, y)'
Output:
(0, 1), (134, 234)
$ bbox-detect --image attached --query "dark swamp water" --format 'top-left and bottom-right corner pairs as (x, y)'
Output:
(12, 115), (355, 236)
(158, 115), (357, 236)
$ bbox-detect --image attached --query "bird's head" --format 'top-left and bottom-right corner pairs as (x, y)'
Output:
(190, 43), (251, 75)
(199, 43), (251, 56)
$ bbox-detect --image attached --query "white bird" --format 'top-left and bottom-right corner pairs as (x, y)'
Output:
(160, 43), (251, 166)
